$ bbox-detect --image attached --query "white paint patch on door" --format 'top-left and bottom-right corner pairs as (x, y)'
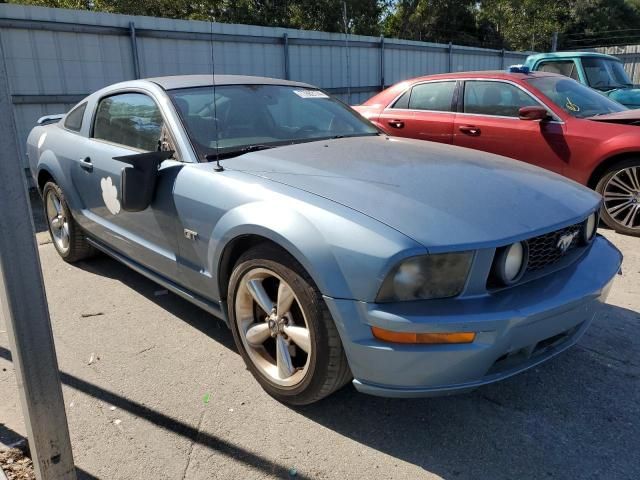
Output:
(100, 177), (121, 215)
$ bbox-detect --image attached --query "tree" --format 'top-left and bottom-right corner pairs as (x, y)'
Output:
(561, 0), (640, 48)
(8, 0), (385, 34)
(478, 0), (566, 51)
(383, 0), (483, 46)
(9, 0), (640, 50)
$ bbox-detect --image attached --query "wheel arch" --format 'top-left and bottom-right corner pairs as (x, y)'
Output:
(37, 167), (55, 193)
(217, 234), (290, 303)
(210, 209), (353, 305)
(588, 152), (640, 190)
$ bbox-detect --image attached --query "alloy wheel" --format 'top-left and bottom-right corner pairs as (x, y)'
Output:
(45, 189), (70, 253)
(603, 166), (640, 231)
(234, 267), (311, 387)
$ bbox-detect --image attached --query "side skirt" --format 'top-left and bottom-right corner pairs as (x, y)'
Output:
(85, 237), (229, 325)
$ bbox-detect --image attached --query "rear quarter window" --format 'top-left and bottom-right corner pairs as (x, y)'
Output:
(64, 102), (87, 132)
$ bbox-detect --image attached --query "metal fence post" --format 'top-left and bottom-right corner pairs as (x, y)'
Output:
(0, 33), (76, 480)
(551, 32), (558, 52)
(283, 33), (290, 80)
(448, 42), (453, 72)
(129, 21), (141, 79)
(500, 48), (505, 69)
(379, 35), (385, 90)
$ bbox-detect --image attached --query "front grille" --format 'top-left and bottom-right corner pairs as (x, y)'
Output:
(525, 222), (582, 272)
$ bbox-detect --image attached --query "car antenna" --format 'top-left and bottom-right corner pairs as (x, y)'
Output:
(210, 11), (223, 172)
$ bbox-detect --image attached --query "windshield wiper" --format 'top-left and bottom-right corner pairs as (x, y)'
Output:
(206, 144), (274, 161)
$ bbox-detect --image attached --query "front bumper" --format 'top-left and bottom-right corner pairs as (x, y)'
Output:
(324, 235), (622, 398)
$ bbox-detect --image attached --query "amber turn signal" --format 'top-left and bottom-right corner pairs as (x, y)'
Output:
(371, 326), (476, 345)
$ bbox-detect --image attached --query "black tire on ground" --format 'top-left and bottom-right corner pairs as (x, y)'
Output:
(595, 159), (640, 237)
(227, 243), (352, 405)
(42, 181), (95, 262)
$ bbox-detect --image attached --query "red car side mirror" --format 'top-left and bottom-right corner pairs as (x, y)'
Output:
(519, 106), (549, 121)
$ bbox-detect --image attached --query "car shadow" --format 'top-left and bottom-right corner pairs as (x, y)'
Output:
(73, 254), (236, 353)
(29, 189), (48, 233)
(295, 302), (640, 479)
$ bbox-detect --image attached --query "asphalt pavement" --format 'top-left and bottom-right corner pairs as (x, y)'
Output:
(0, 196), (638, 479)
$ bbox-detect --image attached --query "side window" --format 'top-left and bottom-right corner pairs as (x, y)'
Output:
(408, 82), (456, 111)
(463, 81), (540, 117)
(64, 102), (87, 132)
(93, 93), (163, 151)
(537, 60), (579, 80)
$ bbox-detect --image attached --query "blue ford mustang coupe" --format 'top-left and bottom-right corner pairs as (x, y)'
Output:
(27, 75), (622, 404)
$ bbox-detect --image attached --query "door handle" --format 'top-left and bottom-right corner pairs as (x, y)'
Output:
(458, 125), (481, 136)
(79, 157), (93, 172)
(387, 119), (405, 129)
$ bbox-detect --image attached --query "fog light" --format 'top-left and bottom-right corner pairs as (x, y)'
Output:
(371, 327), (476, 344)
(582, 212), (597, 244)
(492, 241), (528, 286)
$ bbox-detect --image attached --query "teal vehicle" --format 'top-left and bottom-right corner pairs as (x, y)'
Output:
(525, 51), (640, 108)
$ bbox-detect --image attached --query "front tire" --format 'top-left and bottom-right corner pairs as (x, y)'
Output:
(227, 244), (351, 405)
(595, 159), (640, 236)
(42, 181), (95, 262)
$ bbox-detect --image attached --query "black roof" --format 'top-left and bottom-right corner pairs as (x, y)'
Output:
(146, 74), (314, 90)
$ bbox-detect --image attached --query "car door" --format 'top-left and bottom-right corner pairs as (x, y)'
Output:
(453, 80), (569, 175)
(71, 91), (184, 280)
(377, 80), (457, 144)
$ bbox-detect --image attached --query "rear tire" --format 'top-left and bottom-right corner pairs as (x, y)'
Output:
(595, 159), (640, 237)
(42, 181), (95, 262)
(227, 244), (351, 405)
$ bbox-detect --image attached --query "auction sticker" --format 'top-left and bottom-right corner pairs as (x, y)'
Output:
(294, 89), (329, 99)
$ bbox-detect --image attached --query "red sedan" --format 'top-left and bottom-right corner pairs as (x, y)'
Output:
(354, 70), (640, 236)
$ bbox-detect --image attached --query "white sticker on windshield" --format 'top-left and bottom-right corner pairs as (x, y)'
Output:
(293, 89), (329, 99)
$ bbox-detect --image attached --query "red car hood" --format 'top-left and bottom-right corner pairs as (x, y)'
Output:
(588, 110), (640, 123)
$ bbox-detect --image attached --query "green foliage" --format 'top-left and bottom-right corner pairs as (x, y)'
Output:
(478, 0), (565, 51)
(383, 1), (480, 45)
(7, 0), (385, 35)
(8, 0), (640, 50)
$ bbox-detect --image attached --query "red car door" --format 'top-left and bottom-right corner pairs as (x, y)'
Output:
(378, 80), (457, 144)
(454, 80), (569, 175)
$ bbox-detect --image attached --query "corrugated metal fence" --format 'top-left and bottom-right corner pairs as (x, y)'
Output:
(0, 4), (531, 171)
(594, 45), (640, 83)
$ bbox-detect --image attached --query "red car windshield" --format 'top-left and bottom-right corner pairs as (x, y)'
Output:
(528, 77), (627, 118)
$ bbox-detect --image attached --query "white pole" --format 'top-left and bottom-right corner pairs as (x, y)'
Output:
(0, 35), (76, 480)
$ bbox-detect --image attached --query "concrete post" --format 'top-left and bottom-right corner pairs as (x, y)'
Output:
(0, 33), (76, 480)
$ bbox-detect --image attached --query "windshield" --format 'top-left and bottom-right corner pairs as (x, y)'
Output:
(168, 84), (378, 159)
(582, 57), (632, 90)
(527, 76), (627, 118)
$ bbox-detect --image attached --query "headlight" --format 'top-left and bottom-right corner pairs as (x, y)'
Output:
(376, 252), (473, 302)
(492, 241), (528, 286)
(581, 212), (598, 244)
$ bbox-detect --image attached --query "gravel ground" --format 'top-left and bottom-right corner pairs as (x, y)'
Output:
(0, 446), (34, 480)
(1, 199), (639, 480)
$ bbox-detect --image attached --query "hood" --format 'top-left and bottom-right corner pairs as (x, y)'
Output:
(606, 87), (640, 108)
(588, 109), (640, 124)
(227, 136), (600, 251)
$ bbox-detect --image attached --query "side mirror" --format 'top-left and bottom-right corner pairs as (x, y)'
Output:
(113, 150), (174, 212)
(519, 106), (549, 121)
